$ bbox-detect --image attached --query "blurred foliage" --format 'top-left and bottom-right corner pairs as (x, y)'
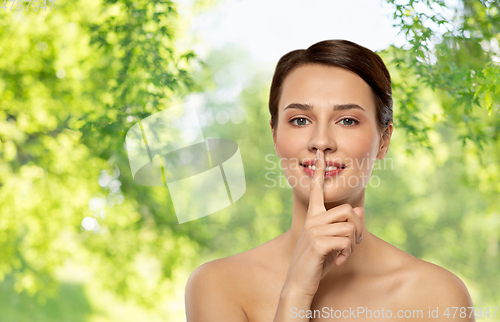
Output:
(387, 0), (500, 152)
(381, 0), (500, 310)
(0, 0), (499, 321)
(0, 0), (209, 319)
(0, 275), (91, 322)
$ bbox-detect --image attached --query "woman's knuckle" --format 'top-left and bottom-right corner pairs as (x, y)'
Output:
(304, 219), (316, 231)
(312, 238), (325, 252)
(342, 204), (353, 212)
(314, 226), (326, 237)
(343, 238), (351, 250)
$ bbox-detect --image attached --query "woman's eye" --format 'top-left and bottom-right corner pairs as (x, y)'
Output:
(339, 118), (359, 127)
(289, 118), (310, 127)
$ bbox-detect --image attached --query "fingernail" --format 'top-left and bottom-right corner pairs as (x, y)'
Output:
(316, 150), (319, 159)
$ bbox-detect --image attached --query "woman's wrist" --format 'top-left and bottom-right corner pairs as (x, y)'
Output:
(274, 287), (314, 322)
(280, 279), (316, 302)
(279, 284), (315, 310)
(280, 286), (314, 303)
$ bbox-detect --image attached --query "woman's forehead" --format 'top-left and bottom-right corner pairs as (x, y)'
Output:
(279, 64), (377, 114)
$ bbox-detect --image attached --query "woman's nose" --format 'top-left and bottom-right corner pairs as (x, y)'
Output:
(308, 123), (337, 154)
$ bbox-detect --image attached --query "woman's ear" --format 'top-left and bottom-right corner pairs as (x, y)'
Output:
(270, 120), (279, 157)
(376, 122), (393, 160)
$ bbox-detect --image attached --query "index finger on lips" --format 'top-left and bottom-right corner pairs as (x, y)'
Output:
(307, 149), (327, 217)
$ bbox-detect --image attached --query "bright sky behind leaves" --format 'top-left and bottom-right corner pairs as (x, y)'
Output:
(187, 0), (407, 63)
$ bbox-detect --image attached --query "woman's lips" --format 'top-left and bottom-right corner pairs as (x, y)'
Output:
(301, 164), (344, 177)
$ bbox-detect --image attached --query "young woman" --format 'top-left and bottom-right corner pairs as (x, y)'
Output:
(185, 40), (474, 321)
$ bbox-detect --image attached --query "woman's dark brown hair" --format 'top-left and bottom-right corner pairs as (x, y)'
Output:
(269, 39), (393, 134)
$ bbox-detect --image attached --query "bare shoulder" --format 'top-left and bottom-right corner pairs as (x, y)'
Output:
(399, 255), (475, 320)
(185, 237), (283, 322)
(412, 258), (473, 303)
(185, 255), (250, 322)
(375, 236), (472, 303)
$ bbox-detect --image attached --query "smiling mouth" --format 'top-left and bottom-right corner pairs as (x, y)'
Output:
(300, 164), (346, 171)
(300, 163), (346, 178)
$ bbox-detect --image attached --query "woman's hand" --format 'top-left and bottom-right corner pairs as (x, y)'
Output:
(282, 149), (365, 299)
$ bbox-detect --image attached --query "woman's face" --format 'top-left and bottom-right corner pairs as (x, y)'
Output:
(271, 64), (392, 203)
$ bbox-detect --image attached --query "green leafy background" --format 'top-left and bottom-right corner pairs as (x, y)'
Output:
(0, 0), (498, 320)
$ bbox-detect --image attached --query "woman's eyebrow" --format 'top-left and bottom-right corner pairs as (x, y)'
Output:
(283, 103), (365, 112)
